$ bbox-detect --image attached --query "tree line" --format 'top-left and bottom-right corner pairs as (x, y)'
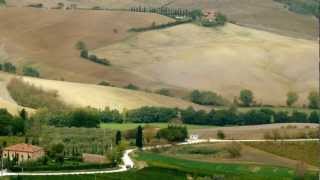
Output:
(129, 6), (192, 18)
(76, 41), (111, 66)
(181, 107), (319, 126)
(0, 62), (40, 77)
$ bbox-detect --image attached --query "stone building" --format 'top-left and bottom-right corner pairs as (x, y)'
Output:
(2, 143), (45, 162)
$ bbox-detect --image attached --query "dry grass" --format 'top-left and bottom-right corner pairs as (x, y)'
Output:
(95, 23), (318, 106)
(20, 76), (206, 111)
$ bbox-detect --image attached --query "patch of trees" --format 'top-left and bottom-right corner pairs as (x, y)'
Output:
(129, 19), (192, 32)
(126, 106), (178, 123)
(47, 108), (100, 128)
(23, 66), (40, 77)
(0, 62), (16, 74)
(181, 106), (319, 126)
(27, 3), (43, 8)
(157, 125), (188, 142)
(274, 0), (319, 17)
(76, 41), (111, 66)
(189, 90), (228, 106)
(0, 108), (27, 136)
(0, 0), (6, 5)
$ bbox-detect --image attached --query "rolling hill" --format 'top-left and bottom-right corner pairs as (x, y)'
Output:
(0, 7), (174, 84)
(94, 23), (318, 105)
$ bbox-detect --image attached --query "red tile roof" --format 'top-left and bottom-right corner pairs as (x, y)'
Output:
(4, 143), (44, 153)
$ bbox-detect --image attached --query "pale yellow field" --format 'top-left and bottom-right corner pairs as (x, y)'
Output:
(95, 23), (318, 106)
(19, 76), (206, 111)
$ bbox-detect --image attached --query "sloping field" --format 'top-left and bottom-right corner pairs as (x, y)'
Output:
(95, 23), (318, 105)
(6, 0), (318, 39)
(0, 7), (173, 83)
(0, 99), (34, 115)
(20, 76), (206, 111)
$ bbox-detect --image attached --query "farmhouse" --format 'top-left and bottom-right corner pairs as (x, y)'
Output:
(202, 10), (217, 22)
(2, 143), (45, 162)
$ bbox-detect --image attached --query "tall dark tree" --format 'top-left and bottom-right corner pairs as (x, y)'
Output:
(115, 130), (122, 145)
(136, 126), (143, 148)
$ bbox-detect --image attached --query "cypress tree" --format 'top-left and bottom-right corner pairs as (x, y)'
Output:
(136, 126), (143, 148)
(115, 130), (122, 145)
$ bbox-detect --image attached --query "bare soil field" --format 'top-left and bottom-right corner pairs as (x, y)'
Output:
(6, 0), (318, 39)
(95, 23), (318, 105)
(0, 7), (173, 84)
(191, 123), (319, 139)
(17, 76), (207, 111)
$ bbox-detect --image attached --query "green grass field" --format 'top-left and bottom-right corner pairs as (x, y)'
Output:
(135, 152), (319, 180)
(100, 123), (215, 131)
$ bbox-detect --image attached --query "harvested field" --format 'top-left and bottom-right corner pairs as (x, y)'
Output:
(191, 123), (319, 139)
(0, 7), (174, 84)
(95, 23), (318, 105)
(6, 0), (318, 39)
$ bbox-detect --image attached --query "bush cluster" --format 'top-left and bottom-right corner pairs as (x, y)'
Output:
(189, 90), (228, 106)
(23, 66), (40, 77)
(0, 62), (16, 73)
(157, 125), (188, 142)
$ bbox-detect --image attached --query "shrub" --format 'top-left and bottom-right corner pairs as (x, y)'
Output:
(217, 130), (225, 139)
(75, 41), (87, 50)
(23, 66), (40, 77)
(124, 83), (140, 90)
(239, 89), (254, 107)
